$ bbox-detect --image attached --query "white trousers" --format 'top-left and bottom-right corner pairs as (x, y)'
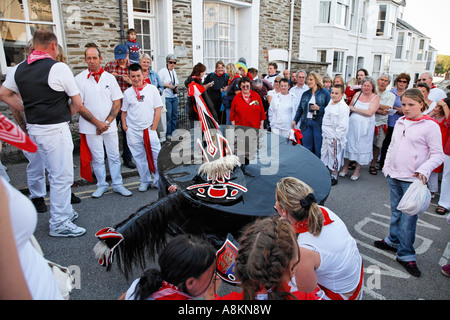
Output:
(23, 149), (46, 199)
(85, 131), (123, 188)
(438, 155), (450, 210)
(29, 124), (74, 230)
(126, 127), (160, 185)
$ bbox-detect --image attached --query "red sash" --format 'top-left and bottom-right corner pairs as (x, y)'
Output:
(318, 263), (364, 300)
(143, 128), (155, 173)
(133, 83), (146, 101)
(374, 124), (388, 136)
(79, 133), (93, 182)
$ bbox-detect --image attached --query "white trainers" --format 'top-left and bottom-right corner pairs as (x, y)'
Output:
(113, 185), (132, 197)
(92, 185), (109, 198)
(49, 220), (86, 238)
(138, 182), (150, 192)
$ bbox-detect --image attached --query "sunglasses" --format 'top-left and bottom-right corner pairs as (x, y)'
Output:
(397, 80), (408, 83)
(168, 61), (177, 64)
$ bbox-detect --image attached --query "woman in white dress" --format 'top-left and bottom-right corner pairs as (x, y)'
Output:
(268, 78), (297, 138)
(267, 75), (282, 105)
(340, 77), (380, 181)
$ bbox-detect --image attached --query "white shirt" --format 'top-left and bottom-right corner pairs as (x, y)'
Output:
(375, 89), (396, 126)
(158, 67), (179, 98)
(3, 177), (62, 300)
(264, 73), (279, 86)
(75, 69), (123, 135)
(2, 60), (80, 136)
(121, 84), (163, 130)
(429, 87), (447, 102)
(322, 98), (350, 143)
(297, 207), (362, 294)
(268, 92), (297, 132)
(290, 84), (309, 110)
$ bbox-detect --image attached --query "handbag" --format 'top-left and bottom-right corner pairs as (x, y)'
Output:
(397, 179), (431, 216)
(30, 235), (74, 300)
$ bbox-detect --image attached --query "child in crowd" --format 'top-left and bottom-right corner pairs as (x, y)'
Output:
(119, 234), (216, 300)
(125, 28), (141, 64)
(376, 88), (445, 277)
(323, 75), (332, 93)
(121, 63), (162, 192)
(215, 216), (320, 300)
(320, 84), (350, 185)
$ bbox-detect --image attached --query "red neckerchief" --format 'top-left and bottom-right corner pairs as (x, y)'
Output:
(215, 72), (225, 77)
(128, 39), (137, 43)
(242, 92), (251, 104)
(191, 75), (202, 81)
(150, 281), (193, 300)
(431, 84), (436, 89)
(27, 50), (53, 64)
(87, 68), (104, 83)
(228, 74), (241, 85)
(133, 83), (146, 101)
(143, 77), (151, 85)
(293, 207), (334, 234)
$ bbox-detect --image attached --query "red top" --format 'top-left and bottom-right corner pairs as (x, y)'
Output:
(230, 91), (266, 128)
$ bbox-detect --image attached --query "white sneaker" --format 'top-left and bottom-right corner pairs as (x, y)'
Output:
(49, 221), (86, 238)
(138, 182), (150, 192)
(113, 185), (132, 197)
(92, 185), (109, 198)
(70, 209), (79, 222)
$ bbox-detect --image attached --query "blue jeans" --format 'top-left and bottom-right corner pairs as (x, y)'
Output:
(302, 118), (322, 158)
(385, 176), (418, 262)
(165, 96), (179, 137)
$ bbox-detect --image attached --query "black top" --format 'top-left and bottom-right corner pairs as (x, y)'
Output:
(15, 59), (70, 125)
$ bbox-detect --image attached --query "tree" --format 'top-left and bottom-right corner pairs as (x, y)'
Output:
(436, 55), (450, 75)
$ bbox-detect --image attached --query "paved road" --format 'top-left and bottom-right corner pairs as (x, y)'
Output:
(6, 160), (450, 300)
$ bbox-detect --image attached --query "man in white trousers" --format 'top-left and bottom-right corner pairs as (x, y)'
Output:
(75, 45), (132, 198)
(121, 63), (162, 192)
(0, 30), (104, 237)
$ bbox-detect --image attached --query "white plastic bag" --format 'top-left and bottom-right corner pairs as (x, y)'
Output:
(397, 179), (431, 216)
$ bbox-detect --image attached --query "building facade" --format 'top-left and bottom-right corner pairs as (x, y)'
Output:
(0, 0), (330, 82)
(298, 0), (437, 85)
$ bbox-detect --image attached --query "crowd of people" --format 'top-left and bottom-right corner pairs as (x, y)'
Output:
(0, 28), (449, 300)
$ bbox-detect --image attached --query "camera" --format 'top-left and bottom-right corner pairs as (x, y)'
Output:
(309, 103), (318, 120)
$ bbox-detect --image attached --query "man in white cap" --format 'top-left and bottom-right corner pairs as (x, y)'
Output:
(75, 44), (132, 198)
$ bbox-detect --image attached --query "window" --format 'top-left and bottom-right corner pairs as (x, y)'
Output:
(426, 52), (432, 70)
(336, 0), (350, 27)
(360, 0), (368, 36)
(333, 51), (344, 73)
(384, 54), (391, 72)
(0, 0), (58, 70)
(376, 4), (387, 36)
(317, 50), (327, 63)
(372, 55), (382, 79)
(133, 0), (153, 13)
(349, 0), (357, 32)
(319, 1), (331, 24)
(395, 32), (404, 59)
(357, 57), (364, 72)
(204, 2), (236, 73)
(417, 39), (425, 61)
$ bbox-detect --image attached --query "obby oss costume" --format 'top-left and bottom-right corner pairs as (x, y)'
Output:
(93, 81), (331, 284)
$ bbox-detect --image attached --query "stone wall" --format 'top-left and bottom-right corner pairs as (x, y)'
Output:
(258, 0), (301, 74)
(172, 0), (194, 86)
(60, 0), (126, 76)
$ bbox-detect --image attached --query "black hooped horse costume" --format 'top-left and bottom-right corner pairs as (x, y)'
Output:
(93, 81), (331, 282)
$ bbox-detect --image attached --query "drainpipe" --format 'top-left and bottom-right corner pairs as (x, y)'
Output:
(118, 0), (125, 44)
(288, 0), (295, 70)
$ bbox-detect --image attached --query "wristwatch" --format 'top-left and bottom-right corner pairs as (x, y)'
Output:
(105, 120), (110, 125)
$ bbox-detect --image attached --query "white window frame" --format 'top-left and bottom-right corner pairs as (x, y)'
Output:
(417, 39), (425, 61)
(203, 2), (237, 73)
(335, 0), (350, 28)
(319, 1), (332, 24)
(376, 4), (387, 37)
(395, 32), (404, 59)
(0, 0), (63, 76)
(372, 54), (382, 79)
(333, 50), (344, 73)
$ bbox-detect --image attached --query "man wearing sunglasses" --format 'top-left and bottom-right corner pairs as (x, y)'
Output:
(419, 72), (447, 102)
(158, 54), (179, 141)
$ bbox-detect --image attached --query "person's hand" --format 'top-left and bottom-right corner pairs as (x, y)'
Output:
(413, 172), (427, 185)
(168, 185), (178, 194)
(291, 121), (296, 128)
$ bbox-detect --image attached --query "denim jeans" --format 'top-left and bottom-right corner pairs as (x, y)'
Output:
(165, 96), (179, 137)
(302, 118), (323, 158)
(385, 176), (418, 262)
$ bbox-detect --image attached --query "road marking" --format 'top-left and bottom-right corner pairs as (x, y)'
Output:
(439, 242), (450, 267)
